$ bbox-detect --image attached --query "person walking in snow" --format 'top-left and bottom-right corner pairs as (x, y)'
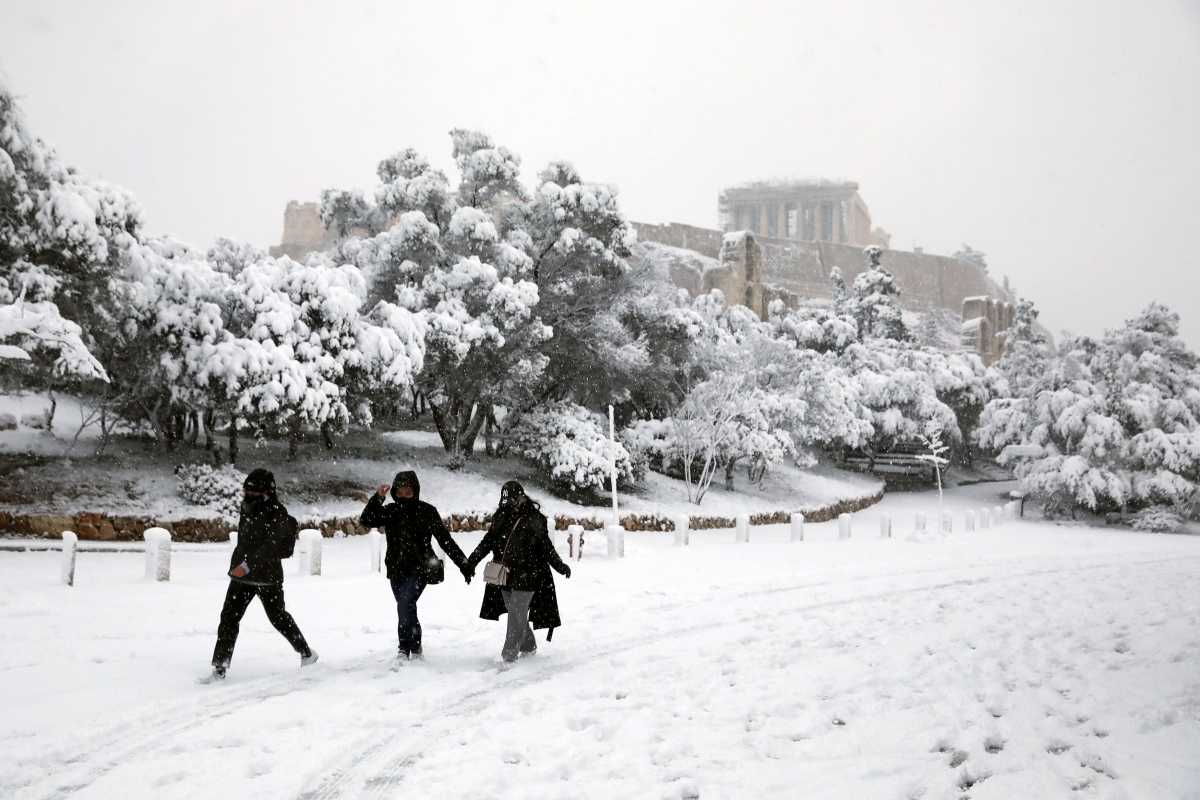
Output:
(360, 470), (473, 665)
(207, 468), (317, 681)
(466, 481), (570, 664)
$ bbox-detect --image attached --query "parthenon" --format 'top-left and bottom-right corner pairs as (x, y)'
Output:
(718, 180), (891, 248)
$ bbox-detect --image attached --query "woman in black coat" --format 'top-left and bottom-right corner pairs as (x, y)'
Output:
(466, 481), (571, 663)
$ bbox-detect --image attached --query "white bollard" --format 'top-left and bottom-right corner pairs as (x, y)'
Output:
(567, 524), (584, 560)
(228, 530), (238, 549)
(964, 510), (976, 532)
(551, 526), (569, 559)
(298, 529), (323, 576)
(979, 508), (990, 530)
(942, 511), (953, 534)
(915, 512), (927, 533)
(735, 514), (750, 543)
(1006, 501), (1018, 520)
(154, 533), (172, 582)
(838, 513), (852, 540)
(61, 531), (78, 586)
(143, 527), (171, 581)
(368, 529), (383, 573)
(790, 512), (805, 542)
(605, 524), (625, 559)
(143, 529), (156, 580)
(879, 515), (892, 539)
(992, 506), (1004, 527)
(673, 515), (690, 546)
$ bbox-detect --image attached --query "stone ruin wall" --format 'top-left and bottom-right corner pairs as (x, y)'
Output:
(270, 201), (334, 260)
(632, 221), (1015, 364)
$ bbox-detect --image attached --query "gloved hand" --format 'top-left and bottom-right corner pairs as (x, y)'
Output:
(560, 564), (571, 579)
(460, 563), (474, 584)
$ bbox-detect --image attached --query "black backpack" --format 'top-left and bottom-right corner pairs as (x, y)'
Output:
(277, 515), (299, 559)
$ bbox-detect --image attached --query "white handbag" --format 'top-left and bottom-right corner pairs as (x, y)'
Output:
(482, 515), (520, 586)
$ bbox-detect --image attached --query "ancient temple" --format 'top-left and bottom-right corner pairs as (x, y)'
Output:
(718, 180), (890, 248)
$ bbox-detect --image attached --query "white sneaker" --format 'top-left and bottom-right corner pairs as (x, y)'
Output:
(301, 651), (319, 667)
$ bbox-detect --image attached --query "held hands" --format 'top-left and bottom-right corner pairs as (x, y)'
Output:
(460, 563), (474, 584)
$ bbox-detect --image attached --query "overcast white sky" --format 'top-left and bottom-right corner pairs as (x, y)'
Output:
(2, 0), (1199, 344)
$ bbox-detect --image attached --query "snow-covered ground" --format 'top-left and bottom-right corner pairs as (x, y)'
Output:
(1, 483), (1198, 799)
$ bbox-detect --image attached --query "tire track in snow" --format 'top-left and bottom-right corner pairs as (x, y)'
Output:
(295, 554), (1199, 800)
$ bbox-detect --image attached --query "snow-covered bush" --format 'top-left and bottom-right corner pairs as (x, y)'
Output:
(176, 463), (246, 521)
(1130, 505), (1184, 533)
(506, 402), (638, 495)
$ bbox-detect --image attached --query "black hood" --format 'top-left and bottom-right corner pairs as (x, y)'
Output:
(391, 470), (420, 501)
(243, 468), (277, 497)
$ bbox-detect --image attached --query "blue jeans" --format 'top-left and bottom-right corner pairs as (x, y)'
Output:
(389, 575), (427, 654)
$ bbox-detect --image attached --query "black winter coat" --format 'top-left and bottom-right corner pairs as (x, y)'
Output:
(229, 497), (297, 586)
(360, 494), (468, 581)
(467, 505), (567, 630)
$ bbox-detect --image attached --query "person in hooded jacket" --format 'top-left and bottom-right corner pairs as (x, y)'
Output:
(207, 469), (316, 681)
(360, 470), (472, 663)
(466, 481), (571, 663)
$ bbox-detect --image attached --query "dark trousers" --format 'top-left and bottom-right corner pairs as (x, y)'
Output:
(390, 575), (427, 654)
(212, 581), (310, 667)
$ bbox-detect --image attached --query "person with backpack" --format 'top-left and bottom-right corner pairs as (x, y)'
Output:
(360, 470), (473, 665)
(205, 468), (317, 682)
(466, 481), (571, 664)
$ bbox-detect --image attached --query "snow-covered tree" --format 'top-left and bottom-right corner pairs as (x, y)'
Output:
(992, 298), (1051, 398)
(917, 310), (942, 349)
(505, 401), (638, 496)
(978, 302), (1200, 519)
(0, 81), (138, 401)
(206, 237), (266, 277)
(216, 254), (424, 457)
(327, 134), (655, 463)
(326, 134), (550, 462)
(848, 246), (908, 341)
(768, 298), (858, 355)
(952, 244), (988, 272)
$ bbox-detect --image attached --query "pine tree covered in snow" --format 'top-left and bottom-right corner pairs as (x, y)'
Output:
(978, 302), (1200, 519)
(848, 246), (908, 341)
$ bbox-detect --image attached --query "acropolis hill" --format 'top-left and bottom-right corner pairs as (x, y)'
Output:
(271, 180), (1016, 364)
